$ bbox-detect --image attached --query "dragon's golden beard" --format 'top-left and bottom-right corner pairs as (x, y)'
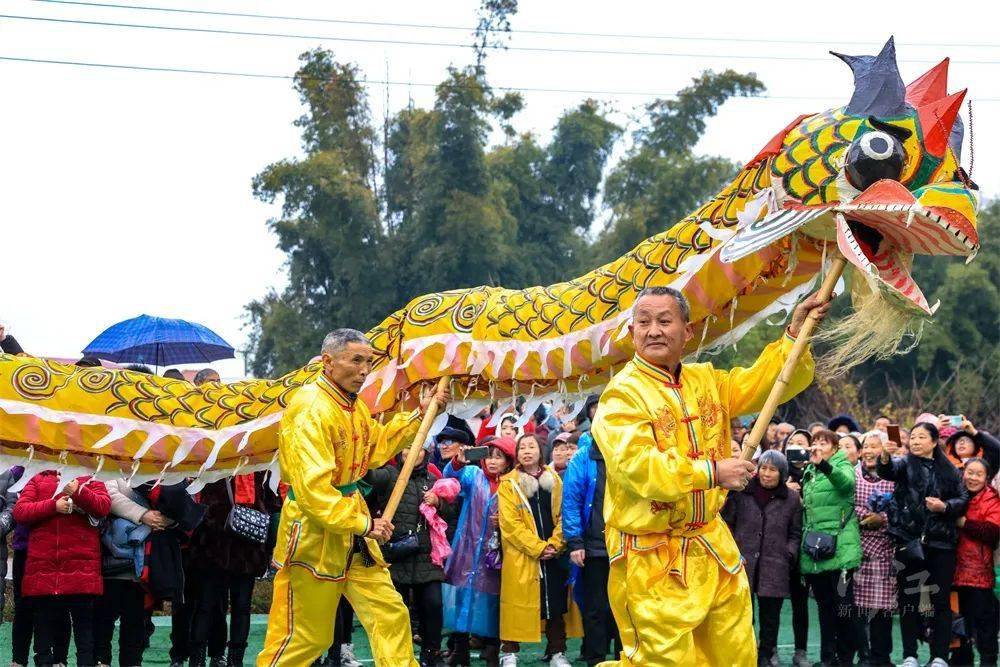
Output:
(814, 271), (924, 377)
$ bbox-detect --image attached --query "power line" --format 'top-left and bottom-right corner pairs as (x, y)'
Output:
(3, 54), (1000, 103)
(28, 0), (1000, 50)
(5, 13), (1000, 65)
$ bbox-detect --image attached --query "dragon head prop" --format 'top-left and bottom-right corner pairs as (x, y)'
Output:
(723, 37), (979, 321)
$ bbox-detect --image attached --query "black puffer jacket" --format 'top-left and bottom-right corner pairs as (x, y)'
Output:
(366, 461), (456, 585)
(877, 447), (968, 549)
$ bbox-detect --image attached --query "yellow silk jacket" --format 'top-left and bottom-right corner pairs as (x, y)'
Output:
(271, 373), (420, 581)
(591, 332), (813, 583)
(498, 467), (565, 642)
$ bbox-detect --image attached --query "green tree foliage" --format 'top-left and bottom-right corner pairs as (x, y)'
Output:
(596, 71), (765, 263)
(247, 52), (390, 376)
(247, 53), (625, 375)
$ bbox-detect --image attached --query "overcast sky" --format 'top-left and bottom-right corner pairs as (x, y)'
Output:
(3, 0), (996, 378)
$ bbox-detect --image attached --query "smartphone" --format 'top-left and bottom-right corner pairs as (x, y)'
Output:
(887, 424), (901, 445)
(464, 446), (490, 463)
(786, 448), (809, 463)
(947, 415), (963, 427)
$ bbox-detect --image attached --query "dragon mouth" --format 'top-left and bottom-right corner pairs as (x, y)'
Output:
(836, 215), (932, 313)
(832, 180), (979, 315)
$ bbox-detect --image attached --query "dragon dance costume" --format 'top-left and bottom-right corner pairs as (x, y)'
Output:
(591, 332), (813, 666)
(257, 373), (422, 667)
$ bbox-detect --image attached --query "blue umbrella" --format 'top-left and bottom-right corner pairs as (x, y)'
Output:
(83, 314), (235, 367)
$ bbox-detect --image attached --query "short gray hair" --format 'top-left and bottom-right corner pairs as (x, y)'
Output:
(321, 328), (371, 355)
(193, 368), (219, 385)
(635, 286), (690, 322)
(758, 450), (789, 484)
(861, 430), (888, 444)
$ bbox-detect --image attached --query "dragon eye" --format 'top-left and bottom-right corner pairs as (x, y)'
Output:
(845, 126), (907, 191)
(859, 131), (894, 160)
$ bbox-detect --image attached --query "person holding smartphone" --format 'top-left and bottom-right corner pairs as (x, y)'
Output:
(941, 415), (1000, 480)
(877, 421), (968, 667)
(442, 436), (516, 667)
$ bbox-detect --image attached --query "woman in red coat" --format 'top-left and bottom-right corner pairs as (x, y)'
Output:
(12, 471), (111, 667)
(952, 458), (1000, 667)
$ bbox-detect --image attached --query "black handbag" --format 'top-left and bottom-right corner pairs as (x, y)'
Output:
(382, 531), (420, 562)
(804, 508), (853, 562)
(895, 535), (926, 565)
(224, 480), (269, 545)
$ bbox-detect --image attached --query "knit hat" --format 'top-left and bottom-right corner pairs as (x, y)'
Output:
(827, 414), (860, 433)
(939, 425), (960, 440)
(491, 436), (517, 460)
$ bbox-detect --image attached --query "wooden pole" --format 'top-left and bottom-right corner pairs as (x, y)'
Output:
(382, 375), (450, 524)
(741, 257), (848, 462)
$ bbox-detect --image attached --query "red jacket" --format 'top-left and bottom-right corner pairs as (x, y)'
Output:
(12, 471), (111, 597)
(955, 485), (1000, 589)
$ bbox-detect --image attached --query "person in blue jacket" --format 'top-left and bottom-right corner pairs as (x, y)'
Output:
(562, 432), (621, 666)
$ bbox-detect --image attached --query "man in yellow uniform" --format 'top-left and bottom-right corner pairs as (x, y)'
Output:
(592, 286), (829, 666)
(258, 329), (448, 667)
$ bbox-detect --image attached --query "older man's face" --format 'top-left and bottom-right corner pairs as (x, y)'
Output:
(776, 423), (795, 443)
(628, 294), (693, 368)
(322, 342), (374, 393)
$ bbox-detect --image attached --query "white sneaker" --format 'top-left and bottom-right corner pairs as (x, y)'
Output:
(791, 649), (809, 667)
(499, 653), (518, 666)
(928, 659), (949, 667)
(340, 644), (363, 667)
(549, 653), (571, 667)
(902, 658), (920, 667)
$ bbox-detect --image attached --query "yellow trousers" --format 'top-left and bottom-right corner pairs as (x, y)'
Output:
(257, 561), (417, 667)
(599, 539), (756, 666)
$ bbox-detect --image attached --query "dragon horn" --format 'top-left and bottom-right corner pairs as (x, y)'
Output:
(830, 36), (906, 118)
(906, 58), (950, 106)
(916, 88), (967, 157)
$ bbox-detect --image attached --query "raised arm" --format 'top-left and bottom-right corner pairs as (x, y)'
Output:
(367, 410), (422, 469)
(715, 332), (815, 418)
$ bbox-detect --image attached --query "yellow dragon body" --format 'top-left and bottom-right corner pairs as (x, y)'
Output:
(0, 40), (979, 488)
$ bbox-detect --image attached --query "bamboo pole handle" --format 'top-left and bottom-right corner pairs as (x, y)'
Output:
(381, 376), (450, 524)
(741, 257), (848, 462)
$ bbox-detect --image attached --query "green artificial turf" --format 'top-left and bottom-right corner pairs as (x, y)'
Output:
(0, 604), (938, 665)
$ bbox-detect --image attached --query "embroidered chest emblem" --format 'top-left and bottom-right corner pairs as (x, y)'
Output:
(698, 395), (720, 428)
(650, 500), (674, 515)
(653, 406), (678, 443)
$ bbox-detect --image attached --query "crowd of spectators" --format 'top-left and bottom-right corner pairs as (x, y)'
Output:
(3, 326), (998, 667)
